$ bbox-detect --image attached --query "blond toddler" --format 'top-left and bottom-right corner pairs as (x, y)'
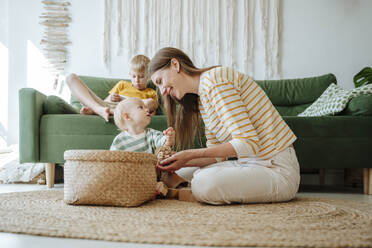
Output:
(66, 55), (158, 122)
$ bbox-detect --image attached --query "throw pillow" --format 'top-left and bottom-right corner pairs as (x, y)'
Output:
(298, 83), (372, 117)
(343, 94), (372, 116)
(43, 95), (79, 114)
(298, 84), (349, 116)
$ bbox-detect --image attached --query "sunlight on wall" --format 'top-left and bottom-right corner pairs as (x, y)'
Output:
(0, 42), (8, 148)
(27, 40), (56, 96)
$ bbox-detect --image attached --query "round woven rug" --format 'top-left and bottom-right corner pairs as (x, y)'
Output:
(0, 190), (371, 247)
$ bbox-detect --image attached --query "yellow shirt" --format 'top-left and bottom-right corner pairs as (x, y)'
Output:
(109, 80), (158, 102)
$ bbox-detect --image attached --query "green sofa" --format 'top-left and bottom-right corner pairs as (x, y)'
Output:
(18, 74), (372, 193)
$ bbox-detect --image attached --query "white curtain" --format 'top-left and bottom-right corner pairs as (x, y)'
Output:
(104, 0), (281, 79)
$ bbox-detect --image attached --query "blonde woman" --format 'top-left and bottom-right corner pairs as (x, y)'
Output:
(149, 47), (300, 205)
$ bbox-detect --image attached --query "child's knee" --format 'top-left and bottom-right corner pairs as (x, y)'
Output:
(66, 73), (78, 85)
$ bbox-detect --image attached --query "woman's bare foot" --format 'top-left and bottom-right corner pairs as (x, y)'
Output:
(80, 106), (110, 122)
(94, 106), (111, 122)
(80, 106), (95, 115)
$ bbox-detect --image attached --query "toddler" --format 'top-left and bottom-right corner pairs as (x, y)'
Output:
(110, 97), (174, 153)
(66, 55), (158, 122)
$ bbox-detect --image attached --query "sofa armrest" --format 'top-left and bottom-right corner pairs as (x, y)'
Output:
(19, 88), (47, 163)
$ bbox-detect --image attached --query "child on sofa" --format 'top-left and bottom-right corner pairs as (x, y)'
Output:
(110, 97), (174, 153)
(66, 55), (158, 122)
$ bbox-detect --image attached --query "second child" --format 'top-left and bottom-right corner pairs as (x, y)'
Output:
(66, 55), (158, 122)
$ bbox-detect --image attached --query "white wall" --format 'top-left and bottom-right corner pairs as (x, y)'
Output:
(2, 0), (372, 145)
(281, 0), (372, 89)
(0, 0), (9, 147)
(5, 1), (46, 146)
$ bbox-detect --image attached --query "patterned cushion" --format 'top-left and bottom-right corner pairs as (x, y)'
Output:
(298, 83), (372, 117)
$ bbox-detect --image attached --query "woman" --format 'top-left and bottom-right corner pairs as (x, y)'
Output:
(149, 47), (300, 205)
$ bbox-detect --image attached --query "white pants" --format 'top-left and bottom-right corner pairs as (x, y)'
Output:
(176, 146), (300, 205)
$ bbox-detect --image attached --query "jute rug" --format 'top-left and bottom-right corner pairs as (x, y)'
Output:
(0, 190), (371, 247)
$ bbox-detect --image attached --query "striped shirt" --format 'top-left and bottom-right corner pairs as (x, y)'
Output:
(198, 67), (296, 159)
(110, 128), (166, 153)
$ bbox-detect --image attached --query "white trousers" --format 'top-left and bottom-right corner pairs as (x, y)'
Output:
(176, 146), (300, 205)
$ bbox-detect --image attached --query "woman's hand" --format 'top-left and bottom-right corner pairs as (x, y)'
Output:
(156, 150), (194, 173)
(157, 143), (237, 173)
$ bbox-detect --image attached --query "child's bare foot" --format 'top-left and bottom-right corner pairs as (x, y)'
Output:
(80, 106), (94, 115)
(95, 107), (111, 122)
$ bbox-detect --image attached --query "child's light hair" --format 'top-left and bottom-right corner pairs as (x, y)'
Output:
(114, 100), (128, 130)
(130, 55), (150, 74)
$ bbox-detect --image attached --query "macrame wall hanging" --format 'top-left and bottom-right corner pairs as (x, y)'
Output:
(104, 0), (280, 79)
(40, 0), (71, 90)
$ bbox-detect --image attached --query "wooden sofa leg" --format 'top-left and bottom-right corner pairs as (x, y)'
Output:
(45, 163), (55, 188)
(319, 169), (325, 185)
(369, 169), (372, 195)
(363, 168), (370, 194)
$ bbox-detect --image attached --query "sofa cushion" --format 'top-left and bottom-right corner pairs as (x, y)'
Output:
(284, 116), (372, 138)
(343, 94), (372, 116)
(284, 116), (372, 169)
(275, 103), (312, 116)
(298, 83), (349, 117)
(39, 114), (170, 163)
(72, 74), (336, 116)
(256, 73), (336, 106)
(298, 83), (372, 117)
(44, 95), (79, 114)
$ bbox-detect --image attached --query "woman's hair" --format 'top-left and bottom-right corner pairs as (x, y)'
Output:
(130, 54), (150, 75)
(148, 47), (218, 150)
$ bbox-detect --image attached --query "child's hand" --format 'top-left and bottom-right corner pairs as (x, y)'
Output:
(110, 93), (122, 102)
(163, 127), (175, 147)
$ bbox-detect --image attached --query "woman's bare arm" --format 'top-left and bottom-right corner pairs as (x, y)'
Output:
(157, 142), (236, 172)
(184, 157), (219, 167)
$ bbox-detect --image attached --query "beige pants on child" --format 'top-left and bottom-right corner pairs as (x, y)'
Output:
(176, 146), (300, 205)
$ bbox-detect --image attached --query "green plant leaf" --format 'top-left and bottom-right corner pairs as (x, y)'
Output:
(354, 67), (372, 88)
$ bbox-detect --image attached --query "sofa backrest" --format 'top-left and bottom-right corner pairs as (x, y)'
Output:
(72, 73), (336, 116)
(256, 73), (337, 116)
(70, 76), (157, 109)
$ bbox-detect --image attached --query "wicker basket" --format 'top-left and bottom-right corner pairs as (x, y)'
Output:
(64, 150), (158, 207)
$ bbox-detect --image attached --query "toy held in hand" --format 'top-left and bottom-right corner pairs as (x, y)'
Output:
(155, 146), (176, 162)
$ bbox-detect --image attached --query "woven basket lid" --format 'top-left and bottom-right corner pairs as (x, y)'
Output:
(64, 150), (158, 163)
